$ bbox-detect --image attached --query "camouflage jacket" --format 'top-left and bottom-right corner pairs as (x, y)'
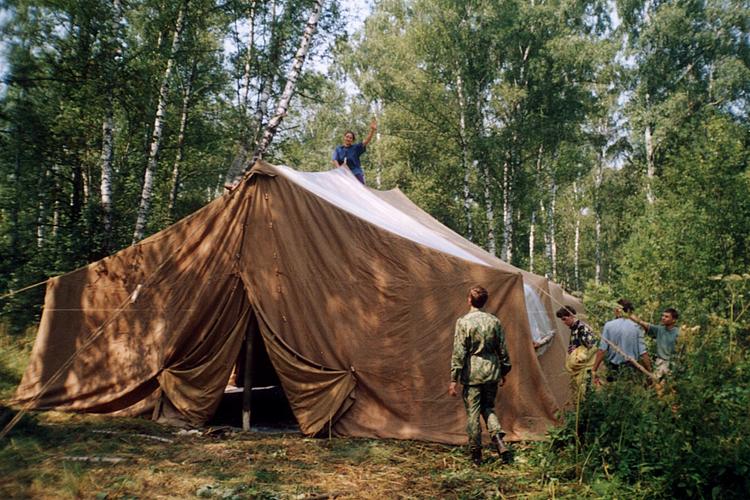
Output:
(451, 307), (512, 385)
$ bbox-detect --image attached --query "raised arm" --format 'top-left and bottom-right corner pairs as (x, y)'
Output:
(629, 313), (650, 331)
(363, 118), (377, 146)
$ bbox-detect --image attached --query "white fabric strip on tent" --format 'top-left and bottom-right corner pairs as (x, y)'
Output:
(524, 284), (556, 354)
(276, 165), (493, 267)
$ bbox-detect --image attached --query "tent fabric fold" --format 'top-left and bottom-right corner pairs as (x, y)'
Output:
(14, 160), (580, 443)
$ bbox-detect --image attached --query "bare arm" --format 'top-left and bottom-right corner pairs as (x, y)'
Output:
(362, 119), (377, 146)
(630, 314), (649, 331)
(331, 159), (340, 168)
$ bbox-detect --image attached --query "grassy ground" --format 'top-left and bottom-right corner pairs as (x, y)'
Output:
(1, 328), (594, 499)
(1, 412), (573, 499)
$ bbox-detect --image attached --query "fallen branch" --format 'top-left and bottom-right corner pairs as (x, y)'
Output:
(62, 456), (126, 464)
(92, 429), (174, 443)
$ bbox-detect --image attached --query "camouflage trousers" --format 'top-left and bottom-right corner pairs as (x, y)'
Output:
(462, 382), (503, 451)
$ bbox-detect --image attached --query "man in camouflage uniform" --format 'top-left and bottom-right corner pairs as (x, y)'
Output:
(449, 286), (512, 466)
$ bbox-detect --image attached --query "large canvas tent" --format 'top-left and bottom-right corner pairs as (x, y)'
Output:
(14, 161), (580, 442)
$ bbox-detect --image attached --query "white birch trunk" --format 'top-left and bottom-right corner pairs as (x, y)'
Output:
(541, 200), (549, 277)
(594, 156), (604, 284)
(528, 210), (535, 272)
(595, 214), (601, 283)
(168, 68), (194, 220)
(241, 1), (258, 114)
(549, 176), (557, 280)
(224, 0), (276, 187)
(100, 102), (115, 239)
(573, 181), (581, 290)
(501, 156), (512, 262)
(52, 164), (60, 239)
(36, 200), (45, 248)
(456, 74), (473, 241)
(251, 0), (324, 169)
(133, 1), (187, 244)
(252, 0), (275, 145)
(375, 128), (383, 189)
(645, 121), (655, 204)
(481, 160), (496, 255)
(36, 170), (46, 248)
(82, 169), (89, 204)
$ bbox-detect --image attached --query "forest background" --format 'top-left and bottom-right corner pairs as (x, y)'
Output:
(0, 0), (749, 498)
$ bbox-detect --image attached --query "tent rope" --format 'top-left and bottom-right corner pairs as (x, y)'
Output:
(0, 279), (50, 301)
(599, 336), (657, 380)
(1, 187), (249, 440)
(527, 278), (656, 379)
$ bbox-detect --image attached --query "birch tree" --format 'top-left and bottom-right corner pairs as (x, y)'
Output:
(167, 63), (197, 221)
(251, 0), (324, 165)
(132, 0), (188, 244)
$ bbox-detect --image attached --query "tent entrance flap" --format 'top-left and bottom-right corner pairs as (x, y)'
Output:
(210, 310), (297, 430)
(252, 306), (357, 436)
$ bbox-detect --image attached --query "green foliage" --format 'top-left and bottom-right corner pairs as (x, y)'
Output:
(581, 280), (618, 332)
(619, 113), (750, 323)
(536, 324), (750, 498)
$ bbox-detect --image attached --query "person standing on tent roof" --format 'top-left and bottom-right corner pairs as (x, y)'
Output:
(448, 286), (512, 466)
(331, 118), (377, 184)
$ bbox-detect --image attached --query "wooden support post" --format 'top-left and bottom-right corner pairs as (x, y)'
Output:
(242, 314), (258, 431)
(242, 334), (253, 430)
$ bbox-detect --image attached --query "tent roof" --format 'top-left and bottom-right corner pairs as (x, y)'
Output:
(268, 164), (496, 267)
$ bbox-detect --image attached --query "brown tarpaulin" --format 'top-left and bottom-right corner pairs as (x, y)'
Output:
(14, 161), (578, 442)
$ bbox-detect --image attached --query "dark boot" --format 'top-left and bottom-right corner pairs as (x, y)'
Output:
(493, 434), (512, 463)
(470, 447), (482, 466)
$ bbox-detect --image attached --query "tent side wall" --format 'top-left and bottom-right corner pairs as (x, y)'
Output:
(240, 166), (563, 442)
(15, 187), (252, 424)
(14, 160), (583, 443)
(375, 186), (574, 416)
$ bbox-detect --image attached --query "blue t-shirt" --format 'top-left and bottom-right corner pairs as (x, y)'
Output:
(647, 324), (679, 360)
(332, 142), (366, 175)
(599, 318), (646, 365)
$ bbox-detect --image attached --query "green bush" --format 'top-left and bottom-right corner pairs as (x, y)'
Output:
(537, 324), (750, 498)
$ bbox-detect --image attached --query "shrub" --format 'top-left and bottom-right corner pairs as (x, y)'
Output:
(536, 324), (750, 498)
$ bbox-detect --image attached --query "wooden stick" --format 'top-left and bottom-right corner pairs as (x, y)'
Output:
(600, 337), (657, 381)
(91, 430), (174, 443)
(62, 456), (126, 464)
(242, 313), (259, 431)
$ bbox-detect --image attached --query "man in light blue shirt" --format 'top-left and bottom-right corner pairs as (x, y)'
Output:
(592, 299), (653, 384)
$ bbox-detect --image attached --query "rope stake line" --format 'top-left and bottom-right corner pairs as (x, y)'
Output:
(0, 279), (51, 301)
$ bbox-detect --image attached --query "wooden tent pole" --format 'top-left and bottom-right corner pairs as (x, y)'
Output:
(242, 314), (257, 431)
